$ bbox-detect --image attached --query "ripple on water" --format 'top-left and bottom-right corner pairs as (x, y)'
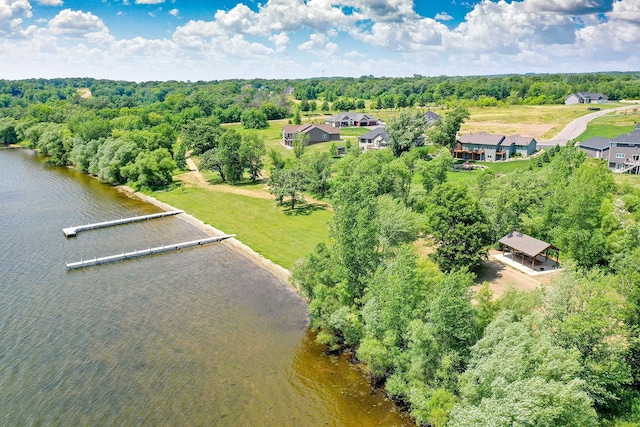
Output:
(0, 149), (414, 427)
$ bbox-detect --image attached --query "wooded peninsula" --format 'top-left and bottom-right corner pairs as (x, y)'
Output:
(2, 72), (640, 426)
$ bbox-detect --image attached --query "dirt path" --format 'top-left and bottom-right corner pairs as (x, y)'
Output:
(180, 157), (274, 200)
(180, 157), (331, 208)
(472, 250), (561, 299)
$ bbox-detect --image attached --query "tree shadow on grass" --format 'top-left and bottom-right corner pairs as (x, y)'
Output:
(283, 201), (329, 216)
(205, 176), (268, 187)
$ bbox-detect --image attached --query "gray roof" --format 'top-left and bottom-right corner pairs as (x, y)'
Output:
(424, 111), (442, 122)
(359, 127), (388, 141)
(458, 132), (505, 146)
(505, 135), (536, 146)
(612, 130), (640, 144)
(282, 123), (339, 135)
(579, 137), (611, 150)
(566, 92), (609, 101)
(328, 112), (378, 122)
(499, 232), (556, 257)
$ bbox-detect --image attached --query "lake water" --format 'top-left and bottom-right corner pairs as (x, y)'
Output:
(0, 148), (412, 426)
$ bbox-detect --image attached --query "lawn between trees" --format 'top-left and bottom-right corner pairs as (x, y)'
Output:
(163, 104), (640, 271)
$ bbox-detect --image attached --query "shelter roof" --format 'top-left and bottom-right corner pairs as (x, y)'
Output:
(499, 231), (556, 257)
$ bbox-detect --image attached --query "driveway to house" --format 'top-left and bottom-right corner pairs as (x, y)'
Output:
(539, 104), (640, 147)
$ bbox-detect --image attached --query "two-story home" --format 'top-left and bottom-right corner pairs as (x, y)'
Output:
(564, 92), (609, 105)
(282, 124), (340, 147)
(454, 132), (537, 162)
(358, 127), (389, 151)
(325, 112), (380, 128)
(579, 124), (640, 174)
(610, 129), (640, 173)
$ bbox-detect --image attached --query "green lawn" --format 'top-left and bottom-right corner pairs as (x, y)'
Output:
(153, 186), (332, 269)
(614, 173), (640, 189)
(575, 111), (640, 141)
(447, 158), (534, 184)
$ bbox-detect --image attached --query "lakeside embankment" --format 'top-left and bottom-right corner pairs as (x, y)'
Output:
(119, 186), (294, 287)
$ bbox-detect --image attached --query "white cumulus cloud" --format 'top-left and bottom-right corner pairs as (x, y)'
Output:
(36, 0), (63, 6)
(48, 9), (106, 36)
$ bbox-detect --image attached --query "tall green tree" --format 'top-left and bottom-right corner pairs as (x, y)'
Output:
(428, 106), (469, 150)
(240, 132), (266, 181)
(386, 110), (425, 157)
(451, 311), (598, 427)
(218, 129), (244, 183)
(268, 166), (307, 209)
(241, 108), (268, 129)
(425, 183), (490, 273)
(292, 131), (309, 159)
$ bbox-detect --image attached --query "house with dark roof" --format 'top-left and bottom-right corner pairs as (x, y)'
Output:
(358, 127), (389, 151)
(424, 111), (442, 124)
(578, 124), (640, 174)
(325, 112), (380, 128)
(282, 124), (340, 147)
(504, 135), (538, 157)
(565, 92), (609, 105)
(578, 137), (611, 159)
(455, 133), (506, 161)
(454, 132), (537, 162)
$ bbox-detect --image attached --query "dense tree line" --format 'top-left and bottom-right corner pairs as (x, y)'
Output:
(3, 74), (640, 425)
(292, 142), (640, 426)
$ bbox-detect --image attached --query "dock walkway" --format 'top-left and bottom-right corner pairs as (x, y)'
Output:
(63, 210), (184, 237)
(65, 235), (235, 270)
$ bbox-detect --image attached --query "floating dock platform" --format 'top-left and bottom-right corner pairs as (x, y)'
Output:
(65, 235), (235, 270)
(63, 210), (184, 237)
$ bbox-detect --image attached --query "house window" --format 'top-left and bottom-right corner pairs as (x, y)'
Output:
(616, 153), (625, 159)
(322, 133), (328, 140)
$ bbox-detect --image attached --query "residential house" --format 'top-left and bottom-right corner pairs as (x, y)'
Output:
(579, 124), (640, 174)
(455, 133), (506, 162)
(282, 123), (340, 147)
(504, 134), (538, 157)
(358, 127), (389, 151)
(424, 110), (442, 124)
(454, 132), (537, 162)
(610, 127), (640, 173)
(564, 92), (609, 105)
(578, 137), (611, 159)
(325, 112), (380, 128)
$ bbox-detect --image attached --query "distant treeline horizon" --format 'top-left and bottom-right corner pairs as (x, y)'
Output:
(2, 71), (640, 114)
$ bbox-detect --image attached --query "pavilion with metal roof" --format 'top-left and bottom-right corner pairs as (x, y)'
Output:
(498, 231), (560, 271)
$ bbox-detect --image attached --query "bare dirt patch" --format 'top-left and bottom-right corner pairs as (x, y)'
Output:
(461, 122), (555, 138)
(472, 250), (561, 299)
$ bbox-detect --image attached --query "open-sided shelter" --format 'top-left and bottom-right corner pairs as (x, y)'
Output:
(498, 231), (559, 271)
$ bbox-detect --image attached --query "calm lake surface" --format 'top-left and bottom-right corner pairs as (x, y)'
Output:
(0, 148), (412, 426)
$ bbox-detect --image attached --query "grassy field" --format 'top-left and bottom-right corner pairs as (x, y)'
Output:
(614, 173), (640, 189)
(153, 186), (332, 269)
(460, 104), (627, 139)
(447, 158), (535, 184)
(574, 110), (640, 141)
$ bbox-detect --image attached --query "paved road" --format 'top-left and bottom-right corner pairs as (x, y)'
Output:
(539, 105), (639, 147)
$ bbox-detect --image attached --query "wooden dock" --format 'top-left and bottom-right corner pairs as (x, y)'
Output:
(65, 235), (235, 270)
(63, 210), (184, 237)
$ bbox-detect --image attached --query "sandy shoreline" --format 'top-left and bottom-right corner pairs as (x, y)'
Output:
(117, 185), (294, 287)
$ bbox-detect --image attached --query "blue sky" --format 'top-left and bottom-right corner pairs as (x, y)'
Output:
(0, 0), (638, 82)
